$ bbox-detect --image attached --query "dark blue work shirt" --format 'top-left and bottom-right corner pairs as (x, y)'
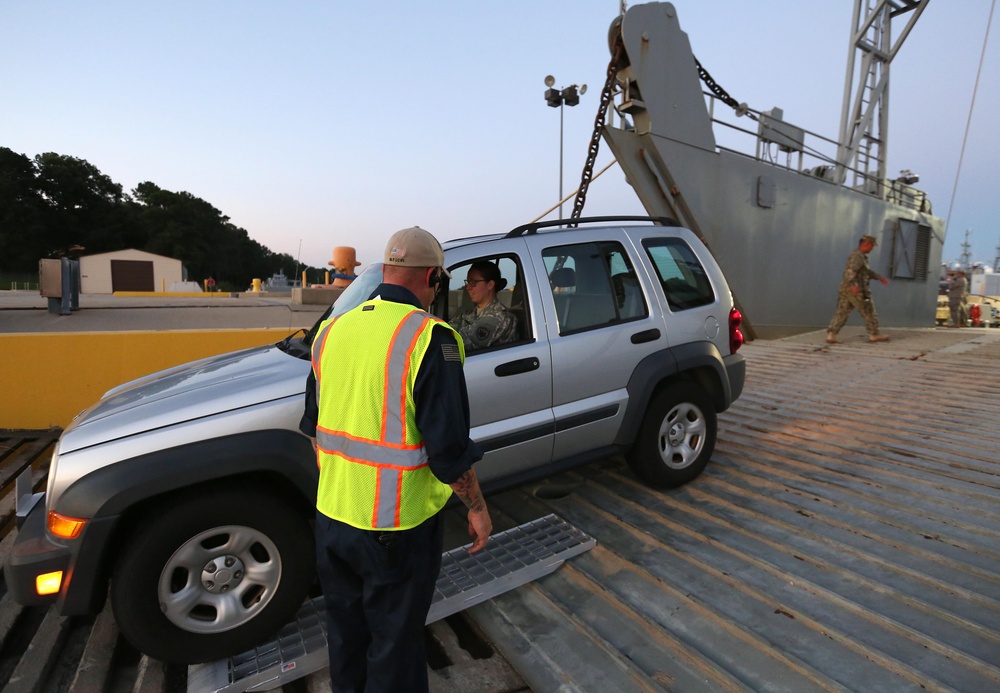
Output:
(300, 283), (482, 485)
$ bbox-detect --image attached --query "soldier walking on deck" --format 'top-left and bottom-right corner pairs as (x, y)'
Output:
(827, 235), (890, 344)
(946, 270), (968, 327)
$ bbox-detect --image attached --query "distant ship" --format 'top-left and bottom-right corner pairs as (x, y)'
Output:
(596, 2), (944, 337)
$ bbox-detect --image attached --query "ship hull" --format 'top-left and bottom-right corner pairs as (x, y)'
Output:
(604, 2), (944, 338)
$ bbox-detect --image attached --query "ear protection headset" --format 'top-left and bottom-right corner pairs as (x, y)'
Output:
(428, 268), (442, 288)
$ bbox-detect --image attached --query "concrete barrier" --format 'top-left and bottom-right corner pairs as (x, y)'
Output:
(1, 329), (298, 429)
(293, 287), (343, 305)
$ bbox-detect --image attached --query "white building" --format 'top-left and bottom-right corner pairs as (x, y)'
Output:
(79, 249), (184, 294)
(970, 266), (1000, 297)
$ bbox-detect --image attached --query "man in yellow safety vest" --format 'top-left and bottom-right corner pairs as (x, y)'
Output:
(301, 226), (492, 693)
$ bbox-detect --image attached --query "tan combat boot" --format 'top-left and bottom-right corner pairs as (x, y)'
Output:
(869, 334), (890, 343)
(826, 331), (840, 344)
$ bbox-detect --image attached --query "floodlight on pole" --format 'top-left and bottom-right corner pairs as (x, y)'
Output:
(543, 76), (587, 220)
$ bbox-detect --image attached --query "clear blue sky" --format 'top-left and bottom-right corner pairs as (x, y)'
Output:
(2, 1), (996, 271)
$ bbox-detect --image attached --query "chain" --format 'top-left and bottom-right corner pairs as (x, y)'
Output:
(569, 43), (624, 224)
(568, 49), (751, 224)
(694, 57), (757, 121)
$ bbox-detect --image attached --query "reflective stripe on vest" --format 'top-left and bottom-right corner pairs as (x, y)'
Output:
(311, 300), (460, 530)
(382, 311), (427, 446)
(315, 430), (422, 468)
(310, 317), (338, 412)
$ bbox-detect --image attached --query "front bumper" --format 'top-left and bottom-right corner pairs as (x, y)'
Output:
(5, 468), (114, 614)
(4, 489), (68, 606)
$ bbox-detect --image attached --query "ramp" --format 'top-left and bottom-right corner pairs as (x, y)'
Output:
(187, 513), (596, 693)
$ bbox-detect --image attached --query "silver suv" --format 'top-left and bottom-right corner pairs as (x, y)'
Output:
(6, 217), (746, 664)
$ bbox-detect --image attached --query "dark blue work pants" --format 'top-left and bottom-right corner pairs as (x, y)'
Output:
(315, 511), (443, 693)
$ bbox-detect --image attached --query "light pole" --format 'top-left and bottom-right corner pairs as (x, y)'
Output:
(544, 75), (586, 220)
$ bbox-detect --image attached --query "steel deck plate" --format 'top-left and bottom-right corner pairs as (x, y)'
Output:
(187, 513), (595, 693)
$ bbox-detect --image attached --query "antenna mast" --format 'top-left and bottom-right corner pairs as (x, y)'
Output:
(960, 229), (972, 271)
(835, 0), (930, 193)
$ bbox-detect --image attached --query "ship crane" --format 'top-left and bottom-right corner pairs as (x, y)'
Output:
(835, 0), (931, 193)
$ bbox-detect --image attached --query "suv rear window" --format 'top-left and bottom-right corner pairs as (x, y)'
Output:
(643, 238), (715, 311)
(543, 241), (648, 334)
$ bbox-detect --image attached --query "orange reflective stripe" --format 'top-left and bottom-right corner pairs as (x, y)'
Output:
(315, 446), (429, 473)
(380, 318), (406, 443)
(382, 312), (428, 445)
(373, 467), (406, 528)
(393, 467), (404, 526)
(372, 468), (386, 527)
(316, 428), (422, 458)
(311, 317), (338, 385)
(399, 315), (431, 445)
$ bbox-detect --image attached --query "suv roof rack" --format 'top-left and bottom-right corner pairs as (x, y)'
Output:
(504, 215), (678, 238)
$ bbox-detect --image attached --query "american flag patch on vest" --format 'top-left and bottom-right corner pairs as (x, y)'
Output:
(441, 342), (461, 362)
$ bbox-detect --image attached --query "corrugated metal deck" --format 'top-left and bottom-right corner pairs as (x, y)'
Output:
(1, 326), (997, 691)
(187, 515), (595, 692)
(466, 328), (1000, 693)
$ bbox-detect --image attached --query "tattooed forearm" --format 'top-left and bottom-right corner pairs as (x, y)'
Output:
(450, 469), (486, 513)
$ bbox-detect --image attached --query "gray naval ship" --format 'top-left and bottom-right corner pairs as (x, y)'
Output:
(590, 1), (943, 338)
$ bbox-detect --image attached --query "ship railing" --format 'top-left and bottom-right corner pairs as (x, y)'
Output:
(701, 92), (929, 213)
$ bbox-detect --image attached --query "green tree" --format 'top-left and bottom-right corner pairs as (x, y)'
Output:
(0, 147), (45, 270)
(33, 152), (123, 256)
(131, 182), (216, 278)
(0, 147), (328, 286)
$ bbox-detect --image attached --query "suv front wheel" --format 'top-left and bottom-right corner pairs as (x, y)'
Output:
(110, 487), (314, 664)
(627, 382), (717, 488)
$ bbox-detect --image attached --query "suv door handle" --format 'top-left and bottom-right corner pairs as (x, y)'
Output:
(631, 329), (661, 344)
(494, 357), (540, 377)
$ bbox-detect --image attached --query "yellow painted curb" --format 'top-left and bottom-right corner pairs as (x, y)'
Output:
(1, 329), (298, 429)
(112, 291), (236, 298)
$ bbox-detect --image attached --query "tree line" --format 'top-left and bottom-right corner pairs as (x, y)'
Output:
(0, 147), (324, 290)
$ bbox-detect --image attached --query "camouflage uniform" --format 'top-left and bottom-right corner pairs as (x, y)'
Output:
(947, 274), (967, 326)
(450, 297), (518, 350)
(828, 248), (885, 336)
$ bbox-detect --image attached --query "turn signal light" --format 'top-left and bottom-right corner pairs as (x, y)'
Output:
(36, 571), (63, 596)
(47, 511), (87, 539)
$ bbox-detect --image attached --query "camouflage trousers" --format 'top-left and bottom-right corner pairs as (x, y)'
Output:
(828, 290), (880, 335)
(949, 299), (965, 327)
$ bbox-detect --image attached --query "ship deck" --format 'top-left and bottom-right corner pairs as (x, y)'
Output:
(469, 327), (1000, 692)
(1, 291), (998, 691)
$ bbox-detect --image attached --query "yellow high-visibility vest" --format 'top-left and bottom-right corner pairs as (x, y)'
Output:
(310, 298), (464, 530)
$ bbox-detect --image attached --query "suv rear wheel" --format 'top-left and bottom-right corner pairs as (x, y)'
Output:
(627, 382), (717, 488)
(110, 487), (314, 664)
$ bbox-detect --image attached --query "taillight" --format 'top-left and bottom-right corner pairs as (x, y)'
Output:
(729, 307), (745, 353)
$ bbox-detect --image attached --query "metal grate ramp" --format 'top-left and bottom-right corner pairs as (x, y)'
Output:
(187, 513), (596, 693)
